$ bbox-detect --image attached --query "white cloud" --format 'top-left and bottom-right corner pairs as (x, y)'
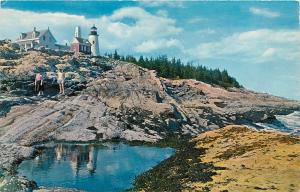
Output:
(188, 17), (205, 24)
(196, 28), (216, 35)
(187, 29), (300, 63)
(138, 0), (185, 8)
(100, 7), (182, 53)
(184, 29), (300, 100)
(156, 9), (168, 17)
(262, 48), (276, 58)
(108, 7), (181, 38)
(249, 7), (280, 18)
(134, 38), (183, 53)
(0, 7), (182, 54)
(1, 8), (297, 66)
(0, 9), (96, 43)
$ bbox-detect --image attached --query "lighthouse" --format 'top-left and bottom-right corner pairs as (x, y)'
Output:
(88, 25), (100, 56)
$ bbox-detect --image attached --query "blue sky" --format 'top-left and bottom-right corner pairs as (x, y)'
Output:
(0, 1), (299, 100)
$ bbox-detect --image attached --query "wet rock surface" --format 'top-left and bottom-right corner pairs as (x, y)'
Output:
(0, 143), (35, 171)
(0, 175), (37, 192)
(0, 143), (36, 192)
(33, 188), (85, 192)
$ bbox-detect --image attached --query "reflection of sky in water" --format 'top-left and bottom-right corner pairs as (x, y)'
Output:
(18, 143), (174, 192)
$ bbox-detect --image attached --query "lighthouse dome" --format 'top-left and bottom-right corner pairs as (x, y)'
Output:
(91, 25), (97, 30)
(90, 25), (98, 35)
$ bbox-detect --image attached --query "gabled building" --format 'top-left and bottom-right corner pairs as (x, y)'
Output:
(15, 27), (57, 50)
(70, 26), (91, 54)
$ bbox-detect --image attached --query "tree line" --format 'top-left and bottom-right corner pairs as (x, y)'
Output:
(105, 51), (242, 88)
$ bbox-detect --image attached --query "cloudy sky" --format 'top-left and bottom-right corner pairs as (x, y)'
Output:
(0, 1), (299, 100)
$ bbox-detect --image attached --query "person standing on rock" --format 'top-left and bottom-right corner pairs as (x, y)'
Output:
(57, 69), (65, 95)
(35, 72), (44, 96)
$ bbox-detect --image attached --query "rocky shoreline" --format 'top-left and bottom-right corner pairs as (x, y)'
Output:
(132, 125), (300, 192)
(0, 40), (300, 191)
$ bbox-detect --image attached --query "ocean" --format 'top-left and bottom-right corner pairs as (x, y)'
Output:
(256, 111), (300, 135)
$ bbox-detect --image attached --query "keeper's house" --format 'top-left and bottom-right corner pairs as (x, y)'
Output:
(15, 27), (57, 50)
(15, 27), (69, 51)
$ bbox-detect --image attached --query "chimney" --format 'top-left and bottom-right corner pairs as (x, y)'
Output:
(32, 27), (37, 38)
(75, 26), (81, 38)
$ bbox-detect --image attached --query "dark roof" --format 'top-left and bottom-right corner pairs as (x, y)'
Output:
(55, 44), (70, 48)
(91, 25), (97, 30)
(73, 37), (91, 45)
(17, 29), (56, 42)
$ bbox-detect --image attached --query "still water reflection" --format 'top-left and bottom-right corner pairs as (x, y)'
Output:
(18, 143), (174, 192)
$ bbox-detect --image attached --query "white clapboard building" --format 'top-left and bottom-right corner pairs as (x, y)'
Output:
(15, 27), (58, 50)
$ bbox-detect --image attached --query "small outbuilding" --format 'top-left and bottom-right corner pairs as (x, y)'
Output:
(70, 26), (91, 54)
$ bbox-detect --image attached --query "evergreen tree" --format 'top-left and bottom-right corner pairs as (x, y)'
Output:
(113, 50), (120, 60)
(108, 52), (241, 88)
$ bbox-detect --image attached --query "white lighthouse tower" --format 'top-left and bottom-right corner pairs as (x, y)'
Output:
(88, 25), (100, 56)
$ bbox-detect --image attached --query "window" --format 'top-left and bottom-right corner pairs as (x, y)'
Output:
(93, 41), (95, 44)
(43, 36), (46, 41)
